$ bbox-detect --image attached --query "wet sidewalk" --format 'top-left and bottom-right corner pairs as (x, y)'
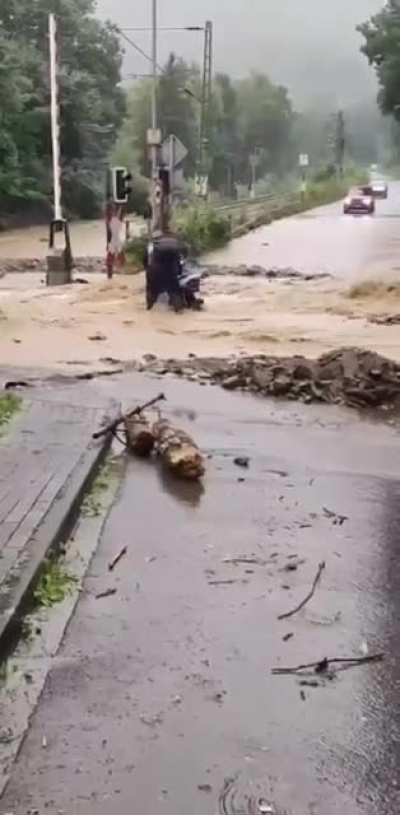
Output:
(0, 391), (116, 649)
(2, 372), (400, 814)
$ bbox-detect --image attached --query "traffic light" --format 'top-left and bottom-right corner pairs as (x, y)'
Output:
(158, 167), (170, 197)
(111, 167), (132, 204)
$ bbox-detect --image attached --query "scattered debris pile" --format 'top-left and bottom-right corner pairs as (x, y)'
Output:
(369, 313), (400, 326)
(199, 263), (330, 281)
(0, 257), (104, 276)
(141, 347), (400, 411)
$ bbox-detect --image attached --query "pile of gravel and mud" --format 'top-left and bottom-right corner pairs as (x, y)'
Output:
(200, 263), (330, 281)
(0, 257), (104, 276)
(140, 348), (400, 412)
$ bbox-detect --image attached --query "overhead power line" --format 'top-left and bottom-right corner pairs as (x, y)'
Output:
(117, 27), (164, 74)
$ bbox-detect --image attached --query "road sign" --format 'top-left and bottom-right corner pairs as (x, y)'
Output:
(299, 153), (309, 167)
(172, 168), (185, 192)
(161, 134), (188, 168)
(194, 174), (209, 197)
(147, 128), (162, 147)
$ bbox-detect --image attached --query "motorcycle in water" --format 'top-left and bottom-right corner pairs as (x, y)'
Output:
(145, 236), (204, 312)
(176, 257), (204, 311)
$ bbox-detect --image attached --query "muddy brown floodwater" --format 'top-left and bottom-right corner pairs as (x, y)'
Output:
(0, 189), (400, 369)
(205, 182), (400, 281)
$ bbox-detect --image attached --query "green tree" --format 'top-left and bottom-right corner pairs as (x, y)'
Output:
(236, 73), (294, 181)
(118, 53), (199, 179)
(358, 2), (400, 119)
(0, 0), (124, 218)
(208, 73), (240, 194)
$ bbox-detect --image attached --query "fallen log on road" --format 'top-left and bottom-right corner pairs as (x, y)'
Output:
(152, 418), (205, 481)
(124, 413), (155, 457)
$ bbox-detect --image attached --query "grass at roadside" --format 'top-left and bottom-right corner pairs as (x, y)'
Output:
(81, 454), (122, 517)
(33, 558), (77, 608)
(0, 394), (21, 431)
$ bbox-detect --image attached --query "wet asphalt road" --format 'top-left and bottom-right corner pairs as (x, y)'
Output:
(207, 181), (400, 279)
(2, 374), (400, 814)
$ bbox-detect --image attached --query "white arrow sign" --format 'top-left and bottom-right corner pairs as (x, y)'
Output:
(161, 134), (188, 168)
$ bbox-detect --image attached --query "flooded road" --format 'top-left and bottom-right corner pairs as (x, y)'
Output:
(0, 217), (143, 260)
(207, 182), (400, 281)
(0, 187), (400, 368)
(2, 374), (400, 814)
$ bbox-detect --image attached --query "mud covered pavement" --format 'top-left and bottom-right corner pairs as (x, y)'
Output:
(2, 373), (400, 814)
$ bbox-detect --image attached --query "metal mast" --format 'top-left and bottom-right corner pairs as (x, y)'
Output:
(151, 0), (158, 180)
(199, 20), (213, 181)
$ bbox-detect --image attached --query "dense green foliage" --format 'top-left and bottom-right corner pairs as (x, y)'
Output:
(174, 206), (231, 256)
(118, 53), (377, 207)
(0, 3), (381, 225)
(116, 58), (297, 197)
(0, 0), (124, 222)
(358, 2), (400, 120)
(125, 206), (231, 265)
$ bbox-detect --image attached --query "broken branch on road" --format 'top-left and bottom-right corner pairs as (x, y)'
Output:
(95, 588), (117, 600)
(108, 546), (128, 572)
(272, 653), (384, 675)
(222, 555), (267, 566)
(278, 561), (326, 621)
(93, 393), (165, 440)
(323, 506), (348, 526)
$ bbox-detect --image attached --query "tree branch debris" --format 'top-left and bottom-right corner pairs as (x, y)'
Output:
(272, 654), (384, 676)
(108, 546), (128, 572)
(278, 561), (326, 621)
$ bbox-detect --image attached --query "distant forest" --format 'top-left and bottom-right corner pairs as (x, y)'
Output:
(0, 0), (397, 224)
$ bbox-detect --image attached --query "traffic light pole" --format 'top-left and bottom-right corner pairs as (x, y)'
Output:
(149, 0), (168, 236)
(151, 0), (158, 181)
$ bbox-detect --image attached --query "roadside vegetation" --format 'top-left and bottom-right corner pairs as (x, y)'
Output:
(126, 206), (231, 264)
(33, 558), (77, 609)
(81, 454), (123, 518)
(0, 394), (21, 430)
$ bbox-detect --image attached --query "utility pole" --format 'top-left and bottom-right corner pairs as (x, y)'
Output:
(335, 110), (345, 176)
(148, 0), (165, 234)
(199, 20), (213, 198)
(151, 0), (158, 181)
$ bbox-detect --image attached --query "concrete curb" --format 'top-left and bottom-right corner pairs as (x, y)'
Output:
(0, 425), (115, 657)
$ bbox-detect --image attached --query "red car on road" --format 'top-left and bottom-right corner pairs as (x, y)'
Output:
(343, 188), (375, 215)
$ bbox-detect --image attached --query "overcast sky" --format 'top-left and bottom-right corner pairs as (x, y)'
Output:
(97, 0), (383, 108)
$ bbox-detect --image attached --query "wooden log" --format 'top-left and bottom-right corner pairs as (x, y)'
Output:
(152, 419), (205, 480)
(124, 414), (155, 457)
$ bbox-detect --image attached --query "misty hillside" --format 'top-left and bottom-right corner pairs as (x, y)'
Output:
(97, 0), (383, 106)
